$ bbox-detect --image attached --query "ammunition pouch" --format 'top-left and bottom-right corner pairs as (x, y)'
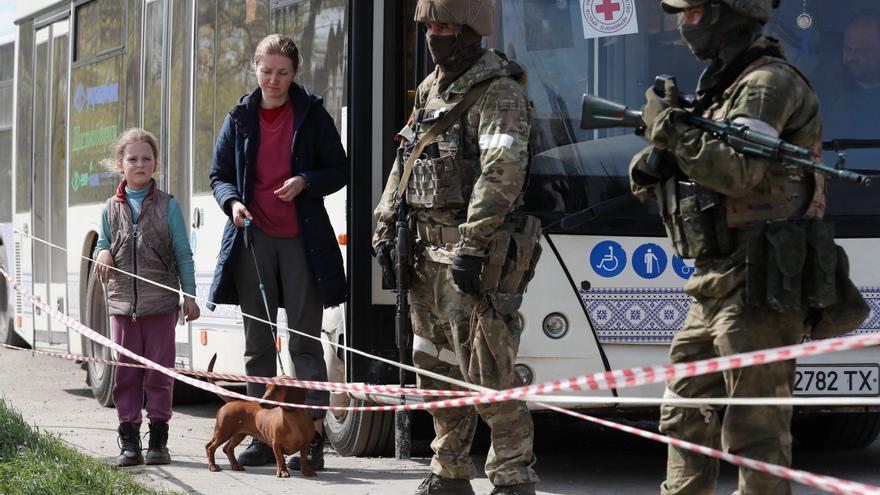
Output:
(656, 178), (732, 259)
(407, 152), (465, 209)
(744, 221), (869, 337)
(479, 214), (542, 295)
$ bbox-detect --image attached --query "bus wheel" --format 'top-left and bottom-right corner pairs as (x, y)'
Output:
(321, 307), (394, 456)
(82, 272), (115, 407)
(792, 412), (880, 450)
(2, 317), (29, 348)
(324, 397), (394, 457)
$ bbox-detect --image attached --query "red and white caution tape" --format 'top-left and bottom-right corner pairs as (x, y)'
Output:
(4, 269), (880, 493)
(1, 225), (481, 393)
(7, 344), (880, 407)
(538, 401), (880, 495)
(8, 226), (880, 405)
(0, 344), (473, 398)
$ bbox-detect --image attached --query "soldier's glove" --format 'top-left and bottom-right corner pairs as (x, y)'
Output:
(642, 78), (683, 148)
(373, 241), (397, 290)
(451, 255), (484, 295)
(642, 77), (680, 127)
(647, 108), (690, 150)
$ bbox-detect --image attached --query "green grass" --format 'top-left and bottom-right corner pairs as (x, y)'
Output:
(0, 399), (180, 495)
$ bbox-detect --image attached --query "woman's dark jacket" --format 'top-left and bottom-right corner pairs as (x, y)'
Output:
(208, 83), (348, 308)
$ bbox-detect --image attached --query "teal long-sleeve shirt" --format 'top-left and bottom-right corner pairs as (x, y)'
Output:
(94, 184), (196, 296)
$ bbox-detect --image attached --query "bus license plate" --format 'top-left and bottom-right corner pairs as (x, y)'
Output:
(794, 364), (880, 396)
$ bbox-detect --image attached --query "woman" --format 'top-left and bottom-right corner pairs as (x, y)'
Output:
(208, 34), (348, 471)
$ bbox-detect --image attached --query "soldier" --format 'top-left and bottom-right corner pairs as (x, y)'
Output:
(372, 1), (541, 494)
(629, 0), (838, 493)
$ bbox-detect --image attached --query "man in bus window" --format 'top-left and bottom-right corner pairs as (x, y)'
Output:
(628, 0), (844, 493)
(822, 10), (880, 138)
(842, 11), (880, 92)
(372, 1), (541, 494)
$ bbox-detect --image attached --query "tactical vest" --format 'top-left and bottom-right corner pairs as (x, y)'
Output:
(403, 66), (541, 295)
(106, 188), (181, 318)
(406, 88), (479, 211)
(660, 56), (826, 259)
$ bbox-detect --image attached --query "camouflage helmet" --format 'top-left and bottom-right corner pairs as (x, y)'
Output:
(660, 0), (780, 23)
(414, 0), (495, 36)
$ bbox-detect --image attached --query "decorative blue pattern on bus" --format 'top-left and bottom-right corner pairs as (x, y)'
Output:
(580, 287), (880, 344)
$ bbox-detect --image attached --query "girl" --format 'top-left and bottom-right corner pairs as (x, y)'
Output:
(93, 128), (200, 467)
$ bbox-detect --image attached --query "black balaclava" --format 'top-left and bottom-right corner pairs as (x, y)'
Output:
(427, 25), (484, 90)
(680, 2), (762, 61)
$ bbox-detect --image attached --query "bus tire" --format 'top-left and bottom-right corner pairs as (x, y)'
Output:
(324, 397), (394, 457)
(792, 413), (880, 450)
(82, 272), (115, 407)
(2, 317), (29, 349)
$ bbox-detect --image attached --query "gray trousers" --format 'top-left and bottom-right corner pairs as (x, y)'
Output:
(233, 226), (328, 419)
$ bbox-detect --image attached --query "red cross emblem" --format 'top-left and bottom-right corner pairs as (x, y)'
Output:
(582, 0), (635, 34)
(594, 0), (622, 22)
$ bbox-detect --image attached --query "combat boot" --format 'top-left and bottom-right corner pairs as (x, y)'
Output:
(413, 473), (475, 495)
(287, 431), (325, 471)
(489, 483), (537, 495)
(144, 421), (171, 465)
(237, 437), (275, 466)
(116, 422), (144, 467)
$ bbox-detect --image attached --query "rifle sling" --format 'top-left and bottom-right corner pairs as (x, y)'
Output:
(397, 79), (494, 198)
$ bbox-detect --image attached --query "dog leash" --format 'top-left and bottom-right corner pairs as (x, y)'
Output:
(243, 219), (287, 376)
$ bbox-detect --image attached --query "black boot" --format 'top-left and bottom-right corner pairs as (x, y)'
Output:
(145, 421), (171, 465)
(287, 431), (325, 471)
(237, 437), (276, 466)
(489, 484), (537, 495)
(116, 422), (144, 467)
(413, 473), (475, 495)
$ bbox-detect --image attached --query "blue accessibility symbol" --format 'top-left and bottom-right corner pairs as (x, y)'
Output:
(632, 243), (667, 279)
(590, 241), (626, 278)
(672, 256), (695, 280)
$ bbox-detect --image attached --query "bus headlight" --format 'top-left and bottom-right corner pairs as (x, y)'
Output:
(515, 364), (533, 385)
(542, 313), (568, 339)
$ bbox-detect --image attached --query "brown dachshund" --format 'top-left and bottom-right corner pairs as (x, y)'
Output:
(204, 354), (316, 477)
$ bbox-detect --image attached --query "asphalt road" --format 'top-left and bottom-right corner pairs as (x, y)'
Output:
(1, 344), (878, 495)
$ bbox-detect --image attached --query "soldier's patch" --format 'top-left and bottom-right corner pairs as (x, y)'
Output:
(497, 97), (520, 111)
(479, 133), (515, 150)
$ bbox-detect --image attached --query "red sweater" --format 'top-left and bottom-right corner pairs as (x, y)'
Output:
(251, 102), (300, 238)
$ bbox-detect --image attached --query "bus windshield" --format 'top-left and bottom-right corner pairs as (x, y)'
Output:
(486, 0), (880, 237)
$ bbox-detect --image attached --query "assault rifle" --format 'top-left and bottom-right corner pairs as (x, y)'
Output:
(579, 77), (873, 186)
(393, 144), (412, 460)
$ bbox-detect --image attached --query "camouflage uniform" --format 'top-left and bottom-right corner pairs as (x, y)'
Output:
(373, 49), (539, 487)
(631, 31), (824, 495)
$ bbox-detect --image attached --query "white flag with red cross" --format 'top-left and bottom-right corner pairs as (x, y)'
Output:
(579, 0), (639, 39)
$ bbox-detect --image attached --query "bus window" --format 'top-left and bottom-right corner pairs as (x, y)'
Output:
(0, 41), (11, 224)
(272, 0), (349, 133)
(69, 1), (127, 207)
(769, 1), (880, 236)
(486, 0), (879, 237)
(15, 23), (33, 216)
(193, 0), (268, 195)
(74, 0), (124, 62)
(142, 0), (164, 150)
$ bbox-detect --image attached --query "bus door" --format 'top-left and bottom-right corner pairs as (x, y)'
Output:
(31, 17), (69, 349)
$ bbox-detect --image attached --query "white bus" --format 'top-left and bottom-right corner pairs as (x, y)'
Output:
(0, 37), (16, 348)
(7, 0), (880, 456)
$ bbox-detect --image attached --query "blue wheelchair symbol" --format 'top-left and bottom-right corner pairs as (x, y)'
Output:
(672, 256), (695, 280)
(590, 241), (626, 278)
(632, 243), (667, 279)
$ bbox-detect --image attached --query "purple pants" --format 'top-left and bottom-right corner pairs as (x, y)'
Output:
(111, 311), (177, 425)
